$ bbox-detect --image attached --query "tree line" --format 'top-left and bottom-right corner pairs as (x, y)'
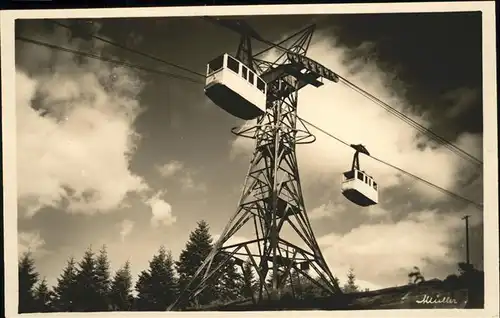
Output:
(19, 220), (364, 313)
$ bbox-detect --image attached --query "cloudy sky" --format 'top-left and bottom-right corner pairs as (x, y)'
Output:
(14, 11), (484, 292)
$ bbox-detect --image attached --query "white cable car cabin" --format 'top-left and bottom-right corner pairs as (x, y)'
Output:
(205, 53), (267, 120)
(341, 144), (379, 207)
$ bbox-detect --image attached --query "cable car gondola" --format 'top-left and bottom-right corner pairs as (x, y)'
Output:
(204, 53), (267, 120)
(341, 144), (379, 207)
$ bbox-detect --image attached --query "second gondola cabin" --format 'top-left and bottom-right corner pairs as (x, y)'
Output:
(341, 144), (379, 207)
(341, 170), (378, 206)
(205, 54), (267, 120)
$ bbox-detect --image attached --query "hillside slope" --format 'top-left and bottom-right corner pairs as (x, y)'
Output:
(187, 279), (476, 311)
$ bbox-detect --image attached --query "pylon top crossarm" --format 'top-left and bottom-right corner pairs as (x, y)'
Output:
(230, 122), (316, 144)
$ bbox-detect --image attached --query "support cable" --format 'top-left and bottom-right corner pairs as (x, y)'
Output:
(47, 19), (207, 78)
(16, 35), (484, 211)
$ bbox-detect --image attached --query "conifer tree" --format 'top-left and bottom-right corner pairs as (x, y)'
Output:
(94, 245), (112, 311)
(291, 270), (318, 299)
(293, 275), (329, 299)
(18, 252), (39, 313)
(52, 257), (78, 311)
(33, 278), (52, 312)
(343, 267), (359, 293)
(288, 270), (302, 299)
(218, 259), (244, 301)
(333, 276), (341, 289)
(74, 247), (100, 311)
(408, 266), (425, 284)
(110, 261), (133, 311)
(135, 246), (178, 311)
(241, 259), (257, 302)
(262, 270), (291, 301)
(176, 220), (218, 306)
(457, 262), (484, 308)
(135, 271), (152, 310)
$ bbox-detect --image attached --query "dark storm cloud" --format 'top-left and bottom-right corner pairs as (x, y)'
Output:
(326, 12), (482, 139)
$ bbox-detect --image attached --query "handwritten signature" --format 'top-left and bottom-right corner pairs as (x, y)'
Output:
(415, 294), (458, 304)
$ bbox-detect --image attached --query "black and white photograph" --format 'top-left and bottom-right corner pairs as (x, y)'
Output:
(1, 2), (498, 316)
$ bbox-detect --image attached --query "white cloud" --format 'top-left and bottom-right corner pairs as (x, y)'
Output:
(157, 160), (207, 192)
(18, 231), (46, 256)
(179, 173), (207, 192)
(308, 201), (348, 220)
(350, 278), (384, 291)
(442, 87), (479, 118)
(157, 160), (184, 178)
(229, 33), (483, 206)
(362, 205), (391, 218)
(16, 31), (148, 217)
(148, 193), (177, 227)
(119, 219), (135, 242)
(228, 120), (258, 160)
(317, 208), (465, 288)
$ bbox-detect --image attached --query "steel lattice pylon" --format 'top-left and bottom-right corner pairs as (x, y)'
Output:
(168, 22), (342, 311)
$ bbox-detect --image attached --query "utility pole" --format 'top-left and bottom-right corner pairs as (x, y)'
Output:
(461, 215), (470, 265)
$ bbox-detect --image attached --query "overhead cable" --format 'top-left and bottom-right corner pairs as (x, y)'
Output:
(16, 36), (204, 84)
(47, 19), (207, 79)
(16, 34), (483, 211)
